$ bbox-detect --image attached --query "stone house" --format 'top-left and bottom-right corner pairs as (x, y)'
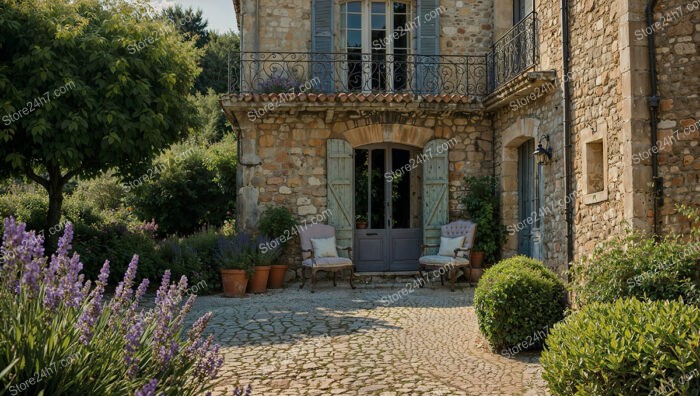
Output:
(221, 0), (699, 275)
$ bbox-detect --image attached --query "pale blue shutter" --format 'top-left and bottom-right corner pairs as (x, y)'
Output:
(327, 140), (354, 252)
(312, 0), (334, 93)
(422, 139), (449, 250)
(415, 0), (440, 94)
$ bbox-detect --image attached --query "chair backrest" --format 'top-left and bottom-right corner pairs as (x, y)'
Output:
(441, 220), (477, 250)
(299, 223), (336, 260)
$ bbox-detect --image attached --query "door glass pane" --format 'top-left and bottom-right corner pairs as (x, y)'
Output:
(347, 1), (361, 12)
(347, 49), (363, 91)
(370, 149), (386, 229)
(391, 149), (411, 229)
(355, 149), (369, 226)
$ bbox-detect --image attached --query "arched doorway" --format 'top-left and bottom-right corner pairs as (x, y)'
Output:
(353, 143), (423, 272)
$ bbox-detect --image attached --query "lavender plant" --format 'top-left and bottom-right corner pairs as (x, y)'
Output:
(0, 218), (224, 395)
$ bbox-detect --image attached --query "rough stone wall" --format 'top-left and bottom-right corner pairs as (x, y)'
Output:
(233, 108), (492, 268)
(652, 0), (700, 235)
(239, 0), (494, 55)
(440, 0), (493, 56)
(566, 0), (628, 257)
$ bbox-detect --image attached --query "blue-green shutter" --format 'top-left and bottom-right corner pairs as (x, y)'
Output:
(327, 140), (354, 252)
(422, 139), (449, 250)
(312, 0), (334, 93)
(415, 0), (440, 94)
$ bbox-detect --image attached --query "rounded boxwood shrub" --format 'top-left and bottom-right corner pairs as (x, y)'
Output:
(474, 256), (567, 351)
(541, 298), (700, 395)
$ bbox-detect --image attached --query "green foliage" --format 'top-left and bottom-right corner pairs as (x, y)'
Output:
(162, 5), (209, 48)
(160, 229), (223, 294)
(196, 31), (239, 93)
(70, 173), (124, 212)
(126, 144), (232, 236)
(571, 231), (699, 307)
(461, 176), (506, 265)
(0, 0), (200, 242)
(0, 190), (48, 231)
(541, 298), (700, 395)
(190, 90), (233, 144)
(474, 256), (567, 350)
(258, 206), (296, 241)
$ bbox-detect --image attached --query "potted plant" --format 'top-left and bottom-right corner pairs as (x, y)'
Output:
(355, 214), (368, 229)
(462, 176), (507, 283)
(216, 234), (255, 297)
(258, 206), (297, 289)
(247, 235), (274, 294)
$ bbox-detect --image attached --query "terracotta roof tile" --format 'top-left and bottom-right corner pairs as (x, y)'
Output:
(225, 92), (475, 105)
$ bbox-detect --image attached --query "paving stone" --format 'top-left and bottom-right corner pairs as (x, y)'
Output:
(185, 283), (550, 395)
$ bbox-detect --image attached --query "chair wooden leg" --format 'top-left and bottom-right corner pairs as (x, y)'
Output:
(311, 269), (317, 293)
(418, 266), (425, 288)
(349, 266), (356, 289)
(300, 267), (307, 289)
(333, 271), (337, 287)
(450, 269), (457, 292)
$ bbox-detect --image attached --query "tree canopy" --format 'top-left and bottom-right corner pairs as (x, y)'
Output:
(0, 0), (200, 246)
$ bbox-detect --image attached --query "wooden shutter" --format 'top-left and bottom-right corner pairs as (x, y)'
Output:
(312, 0), (334, 93)
(415, 0), (440, 94)
(327, 139), (354, 252)
(422, 139), (449, 249)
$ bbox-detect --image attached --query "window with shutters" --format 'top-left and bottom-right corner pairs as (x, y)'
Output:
(340, 1), (412, 92)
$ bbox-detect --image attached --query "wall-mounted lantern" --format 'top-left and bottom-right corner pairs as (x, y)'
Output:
(533, 134), (553, 164)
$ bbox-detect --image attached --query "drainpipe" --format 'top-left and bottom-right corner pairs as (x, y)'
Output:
(646, 0), (662, 238)
(560, 0), (574, 264)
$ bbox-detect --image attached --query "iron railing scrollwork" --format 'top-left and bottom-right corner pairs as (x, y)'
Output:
(486, 11), (539, 92)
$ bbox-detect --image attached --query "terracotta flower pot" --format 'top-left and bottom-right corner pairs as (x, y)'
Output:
(470, 251), (485, 267)
(470, 268), (484, 284)
(267, 264), (288, 289)
(247, 265), (271, 294)
(356, 222), (367, 229)
(220, 269), (248, 298)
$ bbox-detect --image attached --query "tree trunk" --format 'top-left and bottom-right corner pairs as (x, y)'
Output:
(45, 179), (65, 252)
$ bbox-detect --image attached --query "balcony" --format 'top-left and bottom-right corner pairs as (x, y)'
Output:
(228, 52), (488, 97)
(486, 12), (539, 92)
(226, 12), (538, 99)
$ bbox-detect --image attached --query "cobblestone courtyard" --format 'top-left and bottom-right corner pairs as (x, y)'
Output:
(187, 280), (549, 395)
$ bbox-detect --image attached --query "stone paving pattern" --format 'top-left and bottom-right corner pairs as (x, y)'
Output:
(186, 281), (549, 395)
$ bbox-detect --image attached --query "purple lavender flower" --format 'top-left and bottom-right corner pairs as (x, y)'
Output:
(191, 335), (224, 380)
(135, 378), (158, 396)
(43, 223), (86, 310)
(109, 255), (140, 328)
(233, 385), (252, 396)
(124, 312), (146, 378)
(188, 312), (212, 342)
(2, 217), (46, 295)
(76, 261), (109, 345)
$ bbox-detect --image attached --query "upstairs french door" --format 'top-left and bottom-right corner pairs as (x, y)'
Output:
(340, 1), (410, 92)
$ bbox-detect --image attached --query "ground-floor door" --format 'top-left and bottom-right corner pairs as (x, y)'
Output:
(353, 145), (422, 272)
(517, 139), (543, 259)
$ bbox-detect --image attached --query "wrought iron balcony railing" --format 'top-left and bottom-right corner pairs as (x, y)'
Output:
(486, 11), (539, 92)
(226, 12), (538, 97)
(228, 52), (488, 97)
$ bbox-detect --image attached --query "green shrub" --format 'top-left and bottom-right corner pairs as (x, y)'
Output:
(126, 144), (230, 236)
(571, 231), (699, 307)
(474, 256), (567, 350)
(160, 229), (222, 294)
(541, 298), (700, 395)
(70, 173), (125, 211)
(461, 176), (506, 265)
(0, 191), (48, 231)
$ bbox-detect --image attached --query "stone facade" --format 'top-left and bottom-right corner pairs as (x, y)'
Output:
(225, 0), (700, 274)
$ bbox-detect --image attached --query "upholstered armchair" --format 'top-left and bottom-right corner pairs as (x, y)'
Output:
(299, 224), (356, 293)
(418, 220), (477, 291)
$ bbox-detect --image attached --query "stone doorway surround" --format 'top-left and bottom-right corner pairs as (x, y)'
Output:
(500, 117), (541, 256)
(341, 123), (435, 149)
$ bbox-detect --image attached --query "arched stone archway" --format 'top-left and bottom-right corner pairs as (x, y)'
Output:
(501, 117), (540, 254)
(342, 124), (434, 148)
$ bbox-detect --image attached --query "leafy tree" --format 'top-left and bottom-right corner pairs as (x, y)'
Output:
(162, 5), (209, 48)
(190, 89), (233, 144)
(0, 0), (200, 248)
(196, 31), (240, 93)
